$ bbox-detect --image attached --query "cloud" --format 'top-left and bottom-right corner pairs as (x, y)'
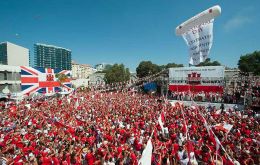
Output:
(223, 15), (252, 31)
(223, 6), (254, 32)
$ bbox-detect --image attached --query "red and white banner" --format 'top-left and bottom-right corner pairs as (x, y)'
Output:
(214, 123), (233, 134)
(169, 66), (224, 92)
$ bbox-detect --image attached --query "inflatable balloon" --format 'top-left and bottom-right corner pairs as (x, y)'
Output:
(176, 5), (221, 36)
(175, 5), (221, 65)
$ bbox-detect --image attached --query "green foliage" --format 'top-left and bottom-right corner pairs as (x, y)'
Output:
(104, 64), (130, 84)
(136, 61), (161, 78)
(104, 64), (112, 70)
(160, 63), (184, 70)
(136, 61), (184, 78)
(197, 58), (221, 66)
(238, 51), (260, 75)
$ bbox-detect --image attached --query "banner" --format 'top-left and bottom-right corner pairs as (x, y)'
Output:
(169, 66), (224, 82)
(168, 66), (224, 92)
(182, 19), (214, 65)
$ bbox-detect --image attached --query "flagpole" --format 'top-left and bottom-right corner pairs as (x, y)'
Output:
(198, 108), (235, 164)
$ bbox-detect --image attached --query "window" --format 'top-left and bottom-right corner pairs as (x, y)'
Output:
(4, 72), (7, 80)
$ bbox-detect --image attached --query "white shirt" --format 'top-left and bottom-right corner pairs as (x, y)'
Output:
(104, 161), (115, 165)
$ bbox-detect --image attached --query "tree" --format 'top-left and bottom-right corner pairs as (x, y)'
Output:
(104, 64), (130, 84)
(238, 51), (260, 75)
(95, 64), (112, 73)
(160, 63), (184, 70)
(104, 64), (112, 71)
(197, 58), (221, 66)
(136, 61), (161, 78)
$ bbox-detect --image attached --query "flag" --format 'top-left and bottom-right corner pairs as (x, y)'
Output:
(200, 113), (211, 135)
(158, 112), (165, 131)
(25, 104), (31, 110)
(236, 111), (241, 117)
(10, 106), (17, 112)
(243, 115), (248, 118)
(75, 99), (79, 109)
(215, 109), (222, 114)
(214, 123), (233, 133)
(138, 139), (153, 165)
(200, 112), (235, 164)
(186, 140), (193, 159)
(190, 106), (196, 110)
(20, 66), (72, 95)
(180, 103), (188, 139)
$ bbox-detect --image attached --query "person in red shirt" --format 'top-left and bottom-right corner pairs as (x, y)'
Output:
(52, 153), (60, 165)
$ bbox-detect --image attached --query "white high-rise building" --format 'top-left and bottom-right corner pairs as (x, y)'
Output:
(0, 41), (29, 66)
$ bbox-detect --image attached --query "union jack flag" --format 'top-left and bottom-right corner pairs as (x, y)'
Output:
(20, 66), (72, 95)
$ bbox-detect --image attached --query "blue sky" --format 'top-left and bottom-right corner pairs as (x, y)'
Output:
(0, 0), (259, 71)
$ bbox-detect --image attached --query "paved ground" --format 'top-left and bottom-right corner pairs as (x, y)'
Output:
(169, 100), (245, 111)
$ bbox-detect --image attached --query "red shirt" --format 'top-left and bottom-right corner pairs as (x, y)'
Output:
(42, 156), (52, 165)
(52, 156), (60, 165)
(130, 152), (137, 162)
(105, 134), (113, 141)
(85, 153), (95, 165)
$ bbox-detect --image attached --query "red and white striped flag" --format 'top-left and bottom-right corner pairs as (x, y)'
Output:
(158, 112), (165, 132)
(215, 109), (222, 115)
(214, 123), (233, 134)
(75, 98), (79, 109)
(25, 104), (31, 110)
(138, 139), (153, 165)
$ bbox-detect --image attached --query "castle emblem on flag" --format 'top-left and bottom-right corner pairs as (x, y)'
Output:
(187, 72), (201, 84)
(46, 74), (54, 81)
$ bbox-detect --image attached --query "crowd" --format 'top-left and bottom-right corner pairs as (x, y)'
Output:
(0, 90), (259, 165)
(170, 91), (224, 103)
(170, 87), (260, 107)
(230, 76), (260, 106)
(239, 79), (260, 107)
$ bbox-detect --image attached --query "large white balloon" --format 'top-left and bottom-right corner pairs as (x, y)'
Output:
(176, 5), (221, 36)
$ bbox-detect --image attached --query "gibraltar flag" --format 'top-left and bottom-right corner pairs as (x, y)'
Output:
(75, 99), (79, 109)
(158, 112), (165, 131)
(214, 123), (233, 134)
(138, 139), (153, 165)
(215, 109), (222, 115)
